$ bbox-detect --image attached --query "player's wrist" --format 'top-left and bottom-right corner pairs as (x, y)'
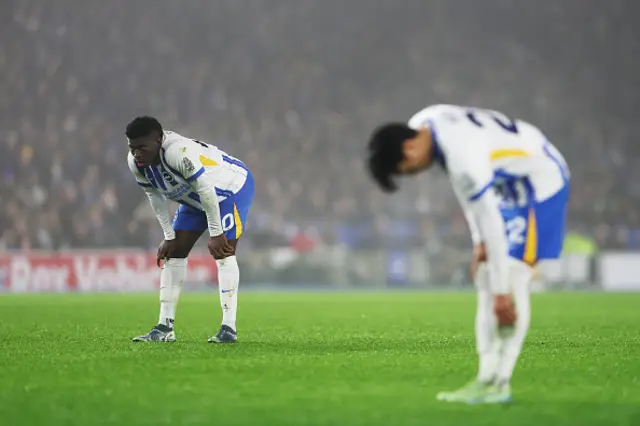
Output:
(164, 232), (176, 241)
(208, 230), (223, 238)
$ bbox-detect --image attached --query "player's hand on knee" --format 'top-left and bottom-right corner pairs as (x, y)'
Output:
(157, 239), (177, 267)
(494, 294), (517, 326)
(470, 243), (487, 280)
(208, 234), (234, 260)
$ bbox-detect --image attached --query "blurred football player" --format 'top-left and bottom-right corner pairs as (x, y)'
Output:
(367, 105), (569, 404)
(127, 116), (254, 343)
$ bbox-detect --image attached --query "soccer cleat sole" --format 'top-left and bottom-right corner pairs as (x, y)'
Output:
(471, 394), (513, 405)
(131, 331), (176, 342)
(207, 336), (237, 344)
(436, 392), (473, 403)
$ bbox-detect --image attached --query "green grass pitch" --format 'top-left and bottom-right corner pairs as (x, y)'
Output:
(1, 292), (639, 426)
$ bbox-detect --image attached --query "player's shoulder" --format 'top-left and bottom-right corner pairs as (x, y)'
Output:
(162, 130), (190, 151)
(160, 131), (198, 163)
(408, 104), (468, 129)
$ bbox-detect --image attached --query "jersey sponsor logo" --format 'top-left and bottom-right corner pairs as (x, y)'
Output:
(165, 185), (191, 200)
(457, 173), (477, 194)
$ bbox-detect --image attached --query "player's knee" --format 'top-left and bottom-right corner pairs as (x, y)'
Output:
(169, 245), (192, 259)
(508, 258), (534, 285)
(214, 250), (236, 260)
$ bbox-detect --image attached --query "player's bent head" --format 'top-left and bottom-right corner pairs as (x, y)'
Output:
(126, 116), (164, 167)
(126, 116), (163, 140)
(367, 122), (425, 192)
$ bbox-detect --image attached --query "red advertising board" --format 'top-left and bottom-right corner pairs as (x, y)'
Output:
(0, 251), (218, 292)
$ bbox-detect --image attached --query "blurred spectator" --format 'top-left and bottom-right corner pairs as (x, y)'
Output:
(1, 0), (638, 250)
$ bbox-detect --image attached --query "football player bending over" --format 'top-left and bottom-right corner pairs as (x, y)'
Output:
(367, 104), (570, 404)
(127, 116), (254, 344)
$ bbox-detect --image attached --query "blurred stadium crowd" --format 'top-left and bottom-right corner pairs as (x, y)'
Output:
(1, 0), (639, 251)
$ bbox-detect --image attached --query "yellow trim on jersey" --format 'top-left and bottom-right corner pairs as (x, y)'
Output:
(199, 154), (219, 167)
(523, 208), (538, 265)
(233, 204), (243, 239)
(490, 149), (530, 161)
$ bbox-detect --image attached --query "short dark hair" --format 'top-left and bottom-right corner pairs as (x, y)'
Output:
(367, 122), (417, 192)
(125, 116), (163, 139)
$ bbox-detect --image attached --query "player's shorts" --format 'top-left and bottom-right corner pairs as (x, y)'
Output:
(172, 172), (254, 240)
(498, 181), (570, 265)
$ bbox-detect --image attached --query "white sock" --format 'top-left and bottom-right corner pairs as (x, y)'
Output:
(475, 263), (500, 383)
(496, 259), (533, 386)
(158, 258), (188, 328)
(216, 255), (239, 330)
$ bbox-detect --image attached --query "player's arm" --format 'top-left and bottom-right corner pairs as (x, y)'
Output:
(191, 174), (223, 238)
(458, 185), (508, 294)
(450, 163), (509, 296)
(172, 148), (234, 258)
(127, 154), (175, 240)
(454, 190), (482, 245)
(172, 150), (223, 238)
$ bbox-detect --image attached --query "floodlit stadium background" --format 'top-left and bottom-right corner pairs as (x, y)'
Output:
(1, 0), (639, 291)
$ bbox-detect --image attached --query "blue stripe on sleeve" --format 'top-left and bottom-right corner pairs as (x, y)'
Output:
(468, 180), (494, 201)
(543, 143), (570, 183)
(188, 192), (201, 203)
(215, 188), (234, 199)
(222, 154), (249, 172)
(185, 167), (205, 182)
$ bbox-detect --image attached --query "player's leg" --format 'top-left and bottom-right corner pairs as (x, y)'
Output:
(156, 229), (204, 330)
(479, 184), (569, 403)
(209, 173), (254, 343)
(438, 199), (533, 403)
(208, 237), (241, 343)
(475, 262), (501, 383)
(436, 262), (500, 402)
(133, 205), (205, 342)
(493, 258), (533, 386)
(459, 206), (534, 403)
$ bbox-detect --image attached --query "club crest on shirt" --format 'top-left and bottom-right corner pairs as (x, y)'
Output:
(457, 173), (476, 194)
(182, 157), (195, 173)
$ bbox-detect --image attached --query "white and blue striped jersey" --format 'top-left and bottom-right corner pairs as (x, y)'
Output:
(408, 105), (570, 293)
(408, 104), (569, 205)
(127, 131), (249, 211)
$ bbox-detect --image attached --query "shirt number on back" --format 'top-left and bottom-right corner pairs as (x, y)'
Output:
(466, 109), (519, 134)
(192, 139), (208, 149)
